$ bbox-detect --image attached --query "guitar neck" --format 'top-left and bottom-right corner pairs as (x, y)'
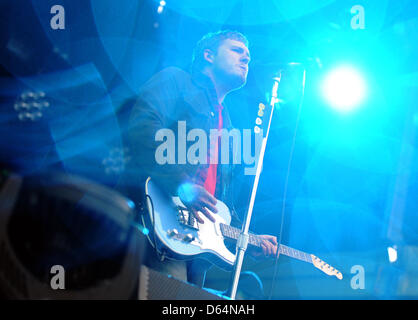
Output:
(220, 223), (313, 264)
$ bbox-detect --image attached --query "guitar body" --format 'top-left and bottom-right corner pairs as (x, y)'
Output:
(143, 177), (344, 280)
(144, 178), (236, 270)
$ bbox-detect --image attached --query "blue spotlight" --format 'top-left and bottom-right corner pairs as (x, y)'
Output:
(321, 65), (367, 112)
(177, 183), (196, 203)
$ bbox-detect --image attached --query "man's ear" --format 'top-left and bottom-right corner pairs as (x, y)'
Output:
(203, 49), (215, 64)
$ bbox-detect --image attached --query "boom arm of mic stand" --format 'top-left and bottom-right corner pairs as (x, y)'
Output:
(226, 75), (282, 300)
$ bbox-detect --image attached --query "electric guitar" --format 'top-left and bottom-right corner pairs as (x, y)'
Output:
(143, 177), (343, 280)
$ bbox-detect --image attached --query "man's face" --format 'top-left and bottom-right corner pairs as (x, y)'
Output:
(210, 39), (251, 89)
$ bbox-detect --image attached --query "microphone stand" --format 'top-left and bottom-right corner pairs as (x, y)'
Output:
(227, 73), (282, 300)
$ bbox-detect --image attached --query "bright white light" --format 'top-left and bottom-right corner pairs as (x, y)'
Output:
(157, 5), (164, 14)
(387, 246), (397, 263)
(321, 65), (366, 112)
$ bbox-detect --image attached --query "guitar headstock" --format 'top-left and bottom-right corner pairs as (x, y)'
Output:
(311, 255), (343, 280)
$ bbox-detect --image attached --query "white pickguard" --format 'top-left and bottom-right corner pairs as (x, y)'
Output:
(144, 178), (236, 269)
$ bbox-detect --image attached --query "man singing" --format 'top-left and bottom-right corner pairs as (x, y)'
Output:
(124, 30), (278, 289)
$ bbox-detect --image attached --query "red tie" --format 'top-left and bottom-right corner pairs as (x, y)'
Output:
(204, 104), (223, 196)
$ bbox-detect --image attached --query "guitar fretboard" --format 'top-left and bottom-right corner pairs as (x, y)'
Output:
(220, 223), (313, 264)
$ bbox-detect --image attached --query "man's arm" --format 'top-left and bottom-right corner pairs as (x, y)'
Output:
(125, 68), (219, 223)
(126, 68), (190, 196)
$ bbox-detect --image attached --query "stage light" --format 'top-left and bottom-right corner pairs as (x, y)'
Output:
(14, 90), (50, 121)
(0, 171), (143, 299)
(387, 246), (398, 263)
(102, 147), (131, 175)
(157, 1), (166, 15)
(156, 1), (166, 19)
(321, 65), (366, 112)
(177, 182), (196, 203)
(133, 222), (149, 236)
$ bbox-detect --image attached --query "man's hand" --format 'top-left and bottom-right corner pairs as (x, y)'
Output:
(178, 183), (218, 224)
(249, 234), (278, 258)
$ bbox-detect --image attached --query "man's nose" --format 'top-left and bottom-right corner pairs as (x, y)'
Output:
(240, 55), (250, 65)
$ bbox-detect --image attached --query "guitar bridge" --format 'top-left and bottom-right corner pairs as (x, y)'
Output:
(177, 207), (199, 230)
